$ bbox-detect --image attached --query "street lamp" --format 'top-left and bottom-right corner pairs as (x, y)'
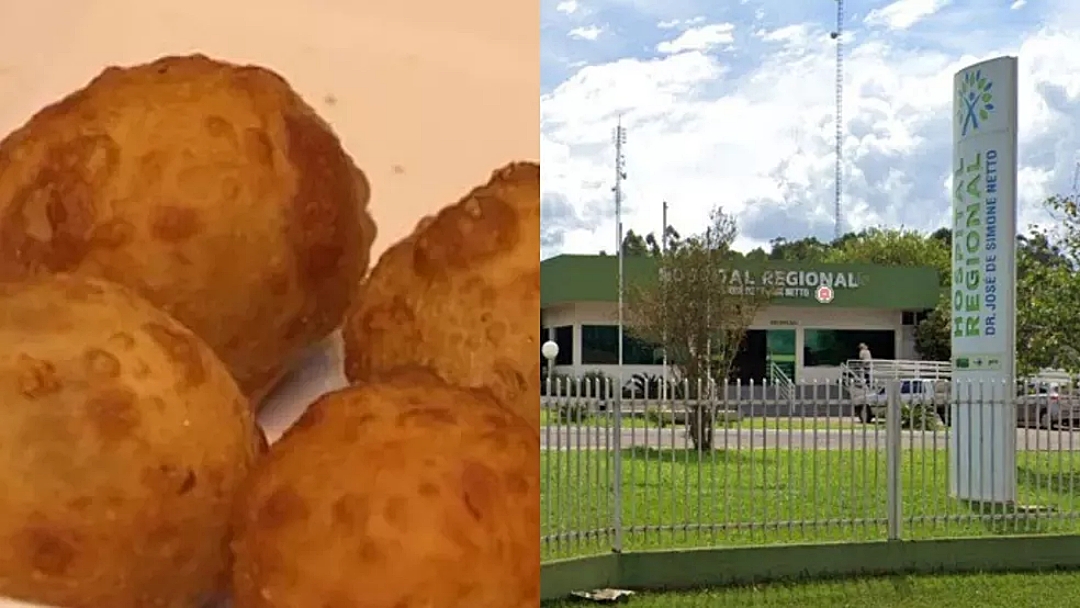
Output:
(541, 341), (559, 376)
(541, 340), (559, 397)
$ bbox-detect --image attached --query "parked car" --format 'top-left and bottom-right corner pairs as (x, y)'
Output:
(856, 378), (948, 424)
(859, 380), (1080, 429)
(951, 381), (1080, 429)
(1016, 383), (1080, 429)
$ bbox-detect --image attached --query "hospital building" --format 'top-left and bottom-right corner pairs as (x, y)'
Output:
(540, 254), (943, 385)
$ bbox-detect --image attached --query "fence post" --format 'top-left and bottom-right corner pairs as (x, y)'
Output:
(885, 379), (903, 540)
(612, 374), (624, 553)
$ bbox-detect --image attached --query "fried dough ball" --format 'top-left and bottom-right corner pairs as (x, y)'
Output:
(0, 54), (376, 406)
(0, 275), (260, 608)
(342, 162), (539, 428)
(231, 370), (539, 608)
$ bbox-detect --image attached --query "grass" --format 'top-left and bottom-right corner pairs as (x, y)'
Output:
(540, 448), (1080, 560)
(541, 571), (1080, 607)
(539, 409), (860, 431)
(541, 431), (1080, 604)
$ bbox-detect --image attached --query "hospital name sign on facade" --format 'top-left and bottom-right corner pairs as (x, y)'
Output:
(660, 268), (866, 299)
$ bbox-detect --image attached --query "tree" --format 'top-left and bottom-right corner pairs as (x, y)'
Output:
(625, 206), (771, 450)
(915, 293), (951, 362)
(1047, 194), (1080, 259)
(599, 226), (680, 257)
(620, 229), (654, 257)
(818, 203), (1080, 375)
(823, 228), (950, 272)
(1017, 195), (1080, 375)
(1016, 248), (1080, 375)
(767, 236), (830, 262)
(742, 246), (770, 262)
(823, 228), (952, 361)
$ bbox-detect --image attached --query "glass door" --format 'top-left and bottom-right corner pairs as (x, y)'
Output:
(766, 329), (797, 383)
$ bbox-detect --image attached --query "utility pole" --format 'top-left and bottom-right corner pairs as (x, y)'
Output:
(661, 200), (668, 401)
(611, 117), (627, 553)
(613, 119), (627, 374)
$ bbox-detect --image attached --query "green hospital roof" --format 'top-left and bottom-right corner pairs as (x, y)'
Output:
(540, 254), (941, 310)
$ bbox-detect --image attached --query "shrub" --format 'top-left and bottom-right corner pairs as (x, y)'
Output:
(900, 403), (941, 431)
(644, 406), (676, 428)
(628, 373), (663, 399)
(556, 401), (590, 424)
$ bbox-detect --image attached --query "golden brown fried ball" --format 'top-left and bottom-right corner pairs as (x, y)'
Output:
(342, 162), (539, 429)
(0, 54), (376, 407)
(0, 275), (260, 608)
(230, 370), (539, 608)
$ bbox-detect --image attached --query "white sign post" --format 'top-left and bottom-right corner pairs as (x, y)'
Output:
(949, 56), (1019, 503)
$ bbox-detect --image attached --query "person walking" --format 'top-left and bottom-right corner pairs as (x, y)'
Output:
(858, 342), (872, 385)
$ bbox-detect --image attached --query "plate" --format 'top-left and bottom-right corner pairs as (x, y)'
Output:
(0, 0), (535, 601)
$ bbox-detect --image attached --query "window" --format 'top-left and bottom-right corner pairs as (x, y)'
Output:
(902, 311), (932, 326)
(625, 334), (663, 365)
(766, 329), (796, 357)
(803, 329), (895, 367)
(552, 325), (573, 365)
(900, 380), (925, 394)
(766, 329), (797, 382)
(581, 324), (662, 365)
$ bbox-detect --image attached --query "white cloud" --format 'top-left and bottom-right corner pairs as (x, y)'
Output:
(756, 23), (812, 45)
(656, 23), (735, 54)
(864, 0), (951, 31)
(657, 16), (706, 30)
(568, 25), (604, 40)
(556, 0), (579, 14)
(1010, 0), (1027, 8)
(541, 22), (1080, 257)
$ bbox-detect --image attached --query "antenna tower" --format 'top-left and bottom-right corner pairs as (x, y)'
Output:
(614, 121), (627, 250)
(1072, 160), (1080, 200)
(830, 0), (845, 240)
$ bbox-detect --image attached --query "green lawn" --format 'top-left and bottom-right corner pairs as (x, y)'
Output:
(541, 571), (1080, 607)
(541, 448), (1080, 560)
(540, 410), (860, 431)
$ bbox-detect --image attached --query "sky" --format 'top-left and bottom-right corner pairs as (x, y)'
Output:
(540, 0), (1080, 258)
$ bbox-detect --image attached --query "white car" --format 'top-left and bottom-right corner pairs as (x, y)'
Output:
(856, 378), (948, 424)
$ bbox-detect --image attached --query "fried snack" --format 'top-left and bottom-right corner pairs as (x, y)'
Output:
(342, 162), (539, 428)
(0, 275), (260, 608)
(231, 370), (539, 608)
(0, 54), (376, 406)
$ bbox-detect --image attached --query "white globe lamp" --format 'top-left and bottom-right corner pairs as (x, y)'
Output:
(541, 340), (559, 387)
(541, 340), (559, 362)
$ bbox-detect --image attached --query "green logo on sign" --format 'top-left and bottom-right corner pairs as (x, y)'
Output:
(957, 69), (995, 136)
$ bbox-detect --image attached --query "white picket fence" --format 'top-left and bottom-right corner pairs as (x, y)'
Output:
(540, 377), (1080, 561)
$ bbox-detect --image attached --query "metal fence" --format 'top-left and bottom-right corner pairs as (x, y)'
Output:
(540, 377), (1080, 566)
